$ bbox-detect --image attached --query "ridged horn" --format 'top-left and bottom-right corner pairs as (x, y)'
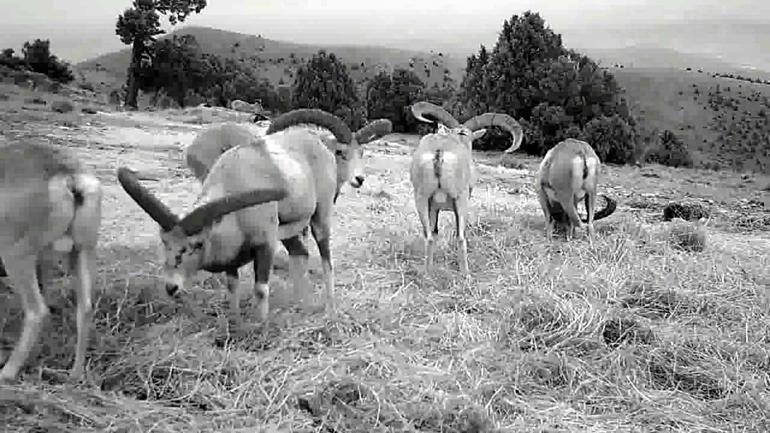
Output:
(354, 119), (393, 144)
(462, 113), (524, 153)
(266, 108), (353, 144)
(410, 101), (460, 128)
(178, 187), (289, 235)
(117, 167), (179, 231)
(587, 195), (617, 222)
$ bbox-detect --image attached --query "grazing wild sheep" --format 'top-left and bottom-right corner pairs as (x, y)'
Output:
(119, 109), (391, 327)
(536, 138), (617, 243)
(0, 142), (102, 383)
(409, 101), (524, 275)
(229, 99), (264, 114)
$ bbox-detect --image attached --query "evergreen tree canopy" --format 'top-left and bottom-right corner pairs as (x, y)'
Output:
(459, 11), (636, 163)
(366, 68), (426, 133)
(292, 50), (364, 129)
(115, 0), (207, 109)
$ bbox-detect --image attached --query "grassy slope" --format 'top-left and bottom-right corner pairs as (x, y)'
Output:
(1, 81), (770, 432)
(74, 26), (465, 95)
(610, 66), (770, 172)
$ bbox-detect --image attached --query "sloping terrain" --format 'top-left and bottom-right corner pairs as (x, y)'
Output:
(612, 66), (770, 172)
(1, 81), (770, 432)
(74, 26), (465, 94)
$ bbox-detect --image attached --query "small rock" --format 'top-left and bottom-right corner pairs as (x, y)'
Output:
(81, 107), (98, 114)
(662, 201), (710, 222)
(51, 100), (74, 113)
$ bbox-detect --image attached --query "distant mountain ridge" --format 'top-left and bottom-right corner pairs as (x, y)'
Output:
(75, 25), (467, 93)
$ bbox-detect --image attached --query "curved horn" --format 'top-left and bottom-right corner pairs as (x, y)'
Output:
(354, 119), (393, 144)
(117, 167), (179, 231)
(462, 113), (524, 153)
(586, 194), (617, 222)
(178, 187), (289, 235)
(266, 108), (353, 144)
(410, 101), (460, 128)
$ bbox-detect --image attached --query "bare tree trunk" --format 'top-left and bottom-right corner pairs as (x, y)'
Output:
(124, 39), (143, 110)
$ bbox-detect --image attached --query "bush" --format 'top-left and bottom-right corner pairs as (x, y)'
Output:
(292, 50), (364, 129)
(1, 41), (74, 83)
(645, 130), (694, 168)
(21, 39), (74, 83)
(366, 69), (426, 133)
(458, 11), (636, 158)
(580, 114), (636, 164)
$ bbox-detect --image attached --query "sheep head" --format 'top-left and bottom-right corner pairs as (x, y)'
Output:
(266, 109), (391, 195)
(411, 101), (524, 153)
(116, 167), (288, 296)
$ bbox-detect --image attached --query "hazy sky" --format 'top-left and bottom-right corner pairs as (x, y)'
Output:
(2, 0), (769, 63)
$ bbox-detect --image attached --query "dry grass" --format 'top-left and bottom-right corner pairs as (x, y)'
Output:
(1, 84), (770, 432)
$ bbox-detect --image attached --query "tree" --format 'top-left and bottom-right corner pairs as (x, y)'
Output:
(645, 129), (693, 168)
(580, 115), (635, 164)
(458, 11), (636, 162)
(18, 39), (74, 83)
(115, 0), (207, 109)
(366, 68), (425, 132)
(137, 34), (205, 107)
(292, 50), (364, 129)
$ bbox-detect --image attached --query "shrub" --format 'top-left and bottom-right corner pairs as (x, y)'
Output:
(645, 130), (694, 168)
(580, 114), (636, 164)
(292, 50), (364, 129)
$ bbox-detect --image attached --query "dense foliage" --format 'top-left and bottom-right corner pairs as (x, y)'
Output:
(366, 69), (426, 133)
(646, 130), (694, 168)
(291, 50), (365, 129)
(135, 34), (285, 110)
(459, 11), (636, 163)
(0, 40), (74, 83)
(116, 0), (207, 109)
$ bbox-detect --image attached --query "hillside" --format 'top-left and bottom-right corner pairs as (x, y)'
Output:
(72, 27), (770, 173)
(608, 66), (770, 172)
(74, 26), (466, 95)
(582, 45), (770, 81)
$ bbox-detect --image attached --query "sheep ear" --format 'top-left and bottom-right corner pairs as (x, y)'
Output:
(437, 124), (451, 134)
(471, 129), (487, 140)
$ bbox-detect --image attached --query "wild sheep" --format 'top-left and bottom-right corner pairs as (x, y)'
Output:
(409, 101), (524, 274)
(535, 138), (617, 243)
(119, 109), (391, 327)
(229, 99), (264, 114)
(0, 142), (102, 383)
(184, 117), (393, 201)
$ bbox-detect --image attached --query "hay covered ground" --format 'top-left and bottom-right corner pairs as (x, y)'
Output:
(1, 82), (770, 432)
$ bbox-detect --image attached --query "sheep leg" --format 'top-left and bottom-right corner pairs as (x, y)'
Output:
(452, 195), (469, 275)
(0, 254), (48, 383)
(537, 186), (554, 240)
(252, 244), (274, 324)
(281, 235), (311, 308)
(560, 193), (582, 242)
(584, 191), (597, 246)
(310, 218), (337, 321)
(224, 268), (243, 332)
(415, 192), (435, 273)
(69, 247), (95, 381)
